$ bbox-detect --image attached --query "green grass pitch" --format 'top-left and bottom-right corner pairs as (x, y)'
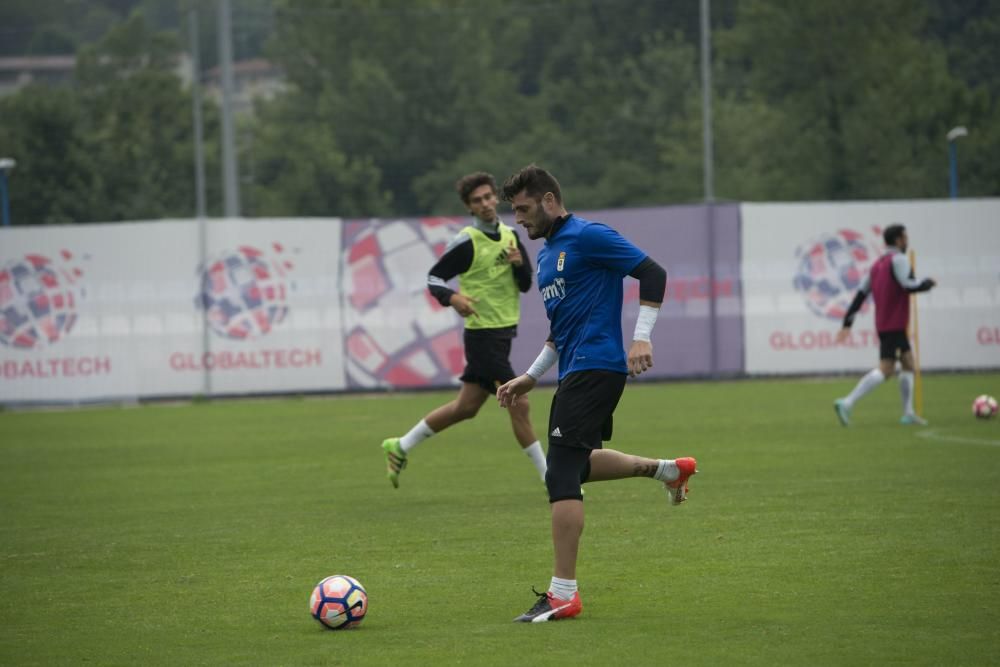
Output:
(2, 373), (999, 666)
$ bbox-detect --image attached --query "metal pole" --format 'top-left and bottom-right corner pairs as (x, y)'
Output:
(948, 141), (958, 199)
(946, 126), (967, 200)
(0, 171), (10, 227)
(700, 0), (714, 202)
(700, 0), (718, 376)
(190, 10), (207, 222)
(190, 8), (212, 398)
(706, 202), (719, 377)
(908, 249), (923, 416)
(0, 158), (14, 226)
(218, 0), (240, 217)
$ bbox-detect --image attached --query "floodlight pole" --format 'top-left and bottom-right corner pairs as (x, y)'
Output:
(947, 126), (967, 199)
(218, 0), (240, 217)
(700, 0), (714, 203)
(189, 10), (207, 222)
(0, 158), (15, 227)
(190, 8), (212, 398)
(700, 0), (719, 376)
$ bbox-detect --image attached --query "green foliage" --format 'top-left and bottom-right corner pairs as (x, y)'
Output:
(73, 15), (213, 222)
(1, 375), (998, 664)
(246, 95), (393, 218)
(717, 0), (998, 200)
(264, 0), (529, 215)
(2, 0), (998, 222)
(928, 0), (1000, 96)
(0, 0), (123, 56)
(256, 0), (999, 214)
(0, 12), (220, 224)
(0, 86), (96, 224)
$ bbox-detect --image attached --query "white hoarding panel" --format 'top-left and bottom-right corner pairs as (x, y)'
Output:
(0, 218), (344, 402)
(1, 221), (202, 402)
(741, 200), (1000, 374)
(173, 218), (344, 395)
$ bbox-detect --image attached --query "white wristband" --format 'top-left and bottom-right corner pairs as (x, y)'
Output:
(526, 344), (558, 380)
(632, 305), (659, 342)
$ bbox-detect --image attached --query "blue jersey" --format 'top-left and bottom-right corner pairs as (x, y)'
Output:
(536, 214), (647, 380)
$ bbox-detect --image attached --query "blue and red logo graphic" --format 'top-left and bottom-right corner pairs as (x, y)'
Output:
(196, 244), (294, 340)
(793, 228), (881, 321)
(0, 251), (84, 349)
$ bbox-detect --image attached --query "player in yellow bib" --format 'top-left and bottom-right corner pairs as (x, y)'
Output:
(381, 172), (545, 487)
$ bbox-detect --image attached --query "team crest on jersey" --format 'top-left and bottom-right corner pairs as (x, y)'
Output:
(557, 252), (566, 271)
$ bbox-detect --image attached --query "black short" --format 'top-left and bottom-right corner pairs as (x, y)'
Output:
(545, 444), (592, 503)
(547, 370), (627, 450)
(878, 330), (911, 360)
(460, 329), (517, 393)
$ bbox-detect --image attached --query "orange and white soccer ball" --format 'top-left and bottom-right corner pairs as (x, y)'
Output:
(972, 395), (998, 419)
(309, 575), (368, 629)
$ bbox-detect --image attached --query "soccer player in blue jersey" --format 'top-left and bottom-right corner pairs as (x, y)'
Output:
(496, 165), (698, 623)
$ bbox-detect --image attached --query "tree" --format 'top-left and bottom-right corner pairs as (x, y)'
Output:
(73, 13), (219, 221)
(716, 0), (997, 200)
(261, 0), (534, 215)
(0, 0), (140, 56)
(925, 0), (1000, 197)
(246, 94), (392, 218)
(0, 86), (95, 224)
(498, 2), (710, 208)
(0, 11), (220, 224)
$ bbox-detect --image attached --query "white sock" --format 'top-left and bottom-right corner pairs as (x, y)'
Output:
(399, 419), (435, 453)
(549, 576), (577, 601)
(899, 371), (915, 416)
(843, 368), (885, 408)
(653, 459), (678, 482)
(523, 441), (547, 481)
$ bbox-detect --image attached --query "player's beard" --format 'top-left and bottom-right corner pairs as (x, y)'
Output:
(528, 209), (556, 240)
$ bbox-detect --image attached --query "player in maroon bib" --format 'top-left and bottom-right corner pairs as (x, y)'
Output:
(834, 224), (936, 426)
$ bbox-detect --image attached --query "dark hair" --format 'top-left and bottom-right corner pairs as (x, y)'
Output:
(883, 223), (906, 246)
(500, 164), (562, 204)
(455, 172), (497, 204)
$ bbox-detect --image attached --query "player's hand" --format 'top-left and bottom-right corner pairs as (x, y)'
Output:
(835, 327), (851, 344)
(627, 340), (653, 377)
(450, 293), (479, 318)
(505, 243), (523, 267)
(497, 374), (536, 408)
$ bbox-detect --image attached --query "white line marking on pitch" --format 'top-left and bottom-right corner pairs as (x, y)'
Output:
(915, 429), (1000, 447)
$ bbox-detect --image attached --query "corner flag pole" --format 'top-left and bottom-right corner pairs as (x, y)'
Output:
(908, 249), (923, 417)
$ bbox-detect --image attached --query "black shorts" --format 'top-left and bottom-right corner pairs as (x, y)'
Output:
(547, 370), (627, 450)
(460, 328), (517, 393)
(878, 330), (911, 360)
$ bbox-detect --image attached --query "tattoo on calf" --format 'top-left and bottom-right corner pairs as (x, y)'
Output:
(633, 461), (658, 478)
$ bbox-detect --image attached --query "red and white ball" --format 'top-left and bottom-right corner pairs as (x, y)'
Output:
(972, 395), (998, 419)
(309, 575), (368, 629)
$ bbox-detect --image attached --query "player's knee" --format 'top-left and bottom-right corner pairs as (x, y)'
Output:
(545, 446), (591, 503)
(545, 466), (582, 503)
(508, 399), (530, 420)
(453, 402), (481, 421)
(455, 407), (479, 421)
(509, 394), (530, 410)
